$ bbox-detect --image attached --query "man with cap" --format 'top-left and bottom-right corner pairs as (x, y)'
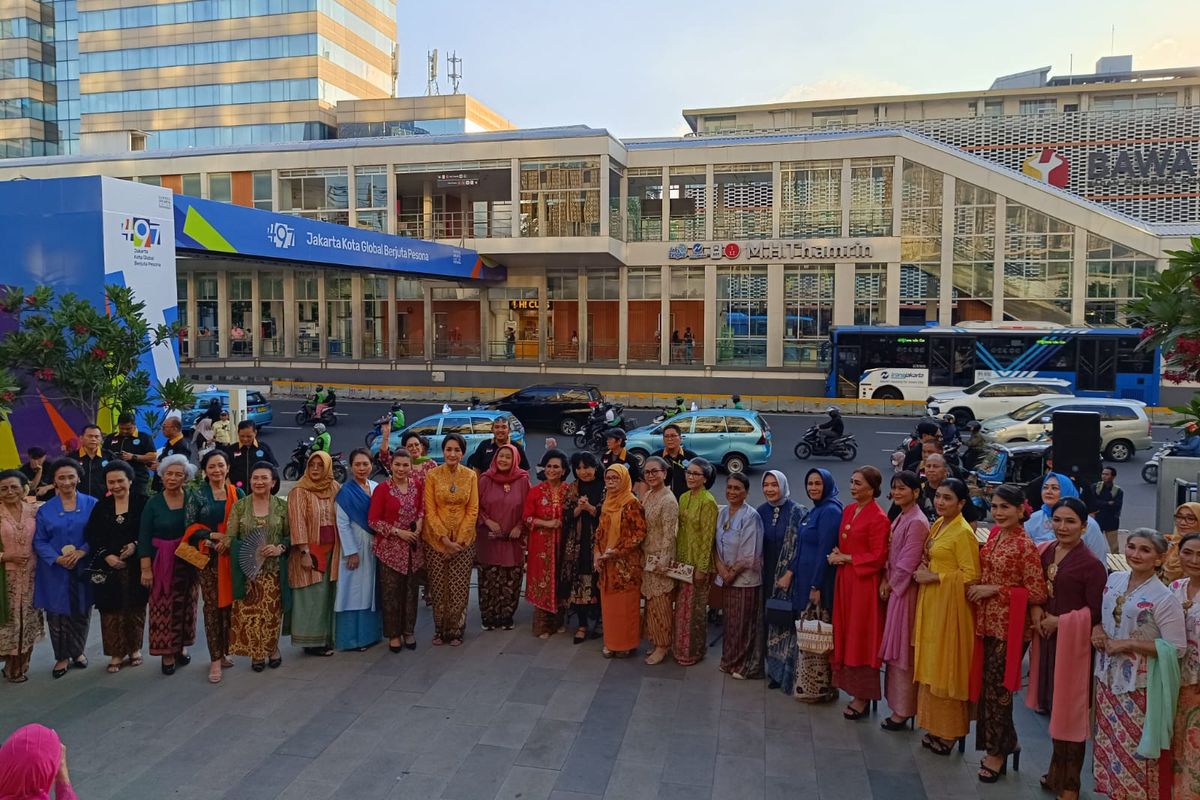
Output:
(106, 412), (157, 495)
(600, 428), (642, 487)
(228, 420), (277, 493)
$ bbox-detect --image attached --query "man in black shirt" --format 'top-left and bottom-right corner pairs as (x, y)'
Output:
(600, 428), (642, 487)
(650, 423), (697, 498)
(229, 421), (278, 493)
(106, 413), (157, 495)
(151, 416), (193, 491)
(467, 417), (530, 472)
(19, 447), (55, 500)
(76, 424), (112, 499)
(903, 421), (942, 472)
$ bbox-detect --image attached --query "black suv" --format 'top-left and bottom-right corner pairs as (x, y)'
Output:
(489, 384), (604, 435)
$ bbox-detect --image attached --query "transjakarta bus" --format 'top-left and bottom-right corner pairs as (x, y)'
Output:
(827, 322), (1160, 406)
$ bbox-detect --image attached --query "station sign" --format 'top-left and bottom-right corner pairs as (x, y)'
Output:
(668, 239), (878, 261)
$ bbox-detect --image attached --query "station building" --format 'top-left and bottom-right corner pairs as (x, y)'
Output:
(1, 59), (1198, 397)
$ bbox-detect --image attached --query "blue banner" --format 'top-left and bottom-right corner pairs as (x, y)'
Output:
(173, 195), (502, 281)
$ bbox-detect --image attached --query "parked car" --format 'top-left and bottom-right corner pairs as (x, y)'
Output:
(487, 384), (603, 436)
(369, 410), (525, 464)
(624, 410), (772, 475)
(926, 377), (1073, 423)
(979, 396), (1151, 461)
(181, 390), (273, 433)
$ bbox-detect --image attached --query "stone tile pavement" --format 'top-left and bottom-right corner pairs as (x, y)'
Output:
(2, 601), (1102, 799)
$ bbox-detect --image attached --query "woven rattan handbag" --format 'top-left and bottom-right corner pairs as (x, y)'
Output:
(796, 603), (833, 655)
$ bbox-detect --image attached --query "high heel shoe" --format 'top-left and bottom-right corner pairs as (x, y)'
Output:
(880, 716), (911, 732)
(978, 754), (1008, 783)
(842, 704), (869, 721)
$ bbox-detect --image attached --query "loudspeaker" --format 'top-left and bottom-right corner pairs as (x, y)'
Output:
(1051, 411), (1102, 485)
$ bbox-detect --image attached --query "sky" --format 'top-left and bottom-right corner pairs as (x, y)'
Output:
(397, 0), (1200, 138)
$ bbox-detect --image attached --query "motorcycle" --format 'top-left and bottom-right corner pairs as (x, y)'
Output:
(573, 403), (636, 452)
(793, 425), (858, 461)
(1141, 441), (1179, 484)
(282, 437), (347, 483)
(651, 405), (687, 425)
(294, 393), (337, 427)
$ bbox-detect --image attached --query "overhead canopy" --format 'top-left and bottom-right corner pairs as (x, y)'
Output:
(173, 194), (503, 281)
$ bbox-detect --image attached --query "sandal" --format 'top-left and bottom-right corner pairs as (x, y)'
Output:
(252, 661), (266, 672)
(449, 639), (463, 647)
(573, 627), (587, 645)
(129, 654), (144, 668)
(208, 663), (223, 684)
(925, 736), (955, 756)
(268, 652), (282, 669)
(7, 673), (28, 684)
(52, 666), (68, 679)
(221, 657), (234, 668)
(303, 647), (334, 657)
(71, 656), (88, 670)
(843, 703), (869, 721)
(880, 716), (910, 732)
(602, 648), (615, 659)
(177, 653), (192, 667)
(431, 636), (444, 647)
(107, 661), (122, 674)
(978, 756), (1007, 783)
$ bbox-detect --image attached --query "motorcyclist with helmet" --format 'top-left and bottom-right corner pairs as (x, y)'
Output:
(309, 422), (332, 454)
(939, 413), (960, 446)
(389, 401), (406, 430)
(815, 406), (844, 449)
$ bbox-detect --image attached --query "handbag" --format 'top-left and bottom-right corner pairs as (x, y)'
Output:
(175, 538), (210, 569)
(765, 596), (794, 629)
(796, 603), (833, 655)
(318, 524), (336, 545)
(644, 553), (694, 584)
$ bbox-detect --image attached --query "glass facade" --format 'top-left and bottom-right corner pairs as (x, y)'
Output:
(362, 276), (388, 358)
(785, 264), (833, 367)
(296, 271), (319, 357)
(354, 165), (388, 231)
(849, 157), (893, 236)
(519, 159), (601, 237)
(627, 267), (661, 362)
(324, 273), (352, 359)
(1003, 202), (1073, 323)
(259, 274), (284, 355)
(280, 167), (349, 224)
(82, 78), (319, 114)
(854, 264), (887, 325)
(586, 270), (619, 361)
(339, 119), (468, 138)
(81, 34), (314, 72)
(229, 272), (252, 357)
(951, 181), (996, 322)
(144, 122), (335, 150)
(781, 160), (841, 237)
(1085, 235), (1156, 325)
(717, 265), (768, 365)
(668, 167), (706, 240)
(195, 272), (219, 357)
(394, 277), (423, 359)
(901, 161), (943, 323)
(432, 286), (480, 359)
(547, 270), (579, 361)
(669, 266), (703, 365)
(713, 163), (772, 239)
(626, 168), (663, 242)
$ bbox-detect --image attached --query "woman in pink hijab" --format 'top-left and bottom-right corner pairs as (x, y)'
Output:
(0, 724), (76, 799)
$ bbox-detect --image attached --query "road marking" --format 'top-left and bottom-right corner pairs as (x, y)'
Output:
(876, 431), (912, 436)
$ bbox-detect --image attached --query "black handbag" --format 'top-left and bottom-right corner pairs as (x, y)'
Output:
(765, 596), (795, 629)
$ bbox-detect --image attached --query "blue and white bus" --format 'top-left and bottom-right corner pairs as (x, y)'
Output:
(828, 322), (1160, 405)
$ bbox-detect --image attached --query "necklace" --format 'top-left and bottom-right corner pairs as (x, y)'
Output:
(1184, 579), (1197, 611)
(1045, 542), (1075, 598)
(1113, 573), (1155, 626)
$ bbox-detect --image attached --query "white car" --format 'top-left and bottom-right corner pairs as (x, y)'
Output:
(926, 378), (1074, 423)
(979, 396), (1153, 462)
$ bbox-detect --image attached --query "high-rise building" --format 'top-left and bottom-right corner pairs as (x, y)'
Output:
(0, 0), (398, 156)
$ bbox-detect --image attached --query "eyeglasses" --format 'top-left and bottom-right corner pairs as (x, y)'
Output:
(643, 468), (665, 475)
(685, 471), (706, 477)
(1175, 514), (1198, 523)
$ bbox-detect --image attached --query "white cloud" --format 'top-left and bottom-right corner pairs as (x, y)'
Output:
(1136, 37), (1200, 69)
(772, 76), (915, 104)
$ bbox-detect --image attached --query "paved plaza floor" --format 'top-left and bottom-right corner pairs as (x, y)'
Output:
(3, 599), (1096, 800)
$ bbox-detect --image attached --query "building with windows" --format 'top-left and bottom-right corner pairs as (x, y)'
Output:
(2, 58), (1198, 399)
(0, 0), (400, 157)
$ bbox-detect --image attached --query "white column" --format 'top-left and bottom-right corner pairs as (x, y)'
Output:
(766, 263), (784, 367)
(618, 265), (629, 365)
(422, 180), (434, 240)
(840, 158), (852, 238)
(481, 288), (493, 362)
(938, 175), (955, 325)
(992, 196), (1006, 322)
(316, 271), (328, 360)
(185, 271), (198, 362)
(1071, 226), (1087, 325)
(703, 261), (717, 366)
(347, 168), (358, 230)
(216, 270), (230, 360)
(892, 155), (903, 236)
(250, 270), (261, 360)
(386, 168), (397, 235)
(577, 272), (588, 365)
(350, 273), (364, 360)
(386, 276), (398, 361)
(538, 276), (549, 363)
(423, 285), (434, 362)
(833, 262), (855, 325)
(510, 158), (522, 239)
(270, 168), (281, 212)
(282, 271), (296, 359)
(600, 154), (611, 239)
(660, 264), (671, 365)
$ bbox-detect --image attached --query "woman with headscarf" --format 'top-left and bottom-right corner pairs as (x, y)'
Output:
(84, 461), (148, 674)
(640, 455), (678, 665)
(672, 456), (718, 667)
(0, 469), (42, 683)
(368, 450), (423, 651)
(228, 462), (289, 671)
(1024, 473), (1107, 561)
(828, 466), (890, 718)
(334, 448), (381, 651)
(287, 450), (340, 657)
(913, 478), (981, 756)
(967, 483), (1048, 782)
(524, 449), (569, 639)
(0, 723), (77, 799)
(476, 443), (530, 631)
(139, 454), (198, 675)
(780, 468), (842, 702)
(879, 471), (929, 729)
(716, 472), (765, 679)
(33, 458), (97, 679)
(561, 451), (603, 643)
(184, 449), (243, 683)
(595, 463), (647, 658)
(423, 433), (478, 647)
(758, 469), (807, 693)
(1164, 501), (1200, 583)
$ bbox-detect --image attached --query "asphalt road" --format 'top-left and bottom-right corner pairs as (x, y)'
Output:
(255, 398), (1170, 530)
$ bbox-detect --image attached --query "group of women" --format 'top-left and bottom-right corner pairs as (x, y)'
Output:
(5, 436), (1200, 800)
(770, 459), (1200, 800)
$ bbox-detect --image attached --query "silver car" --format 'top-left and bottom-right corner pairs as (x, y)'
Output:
(979, 396), (1153, 462)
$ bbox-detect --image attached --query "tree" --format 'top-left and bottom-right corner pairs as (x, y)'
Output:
(0, 284), (195, 424)
(1127, 237), (1200, 424)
